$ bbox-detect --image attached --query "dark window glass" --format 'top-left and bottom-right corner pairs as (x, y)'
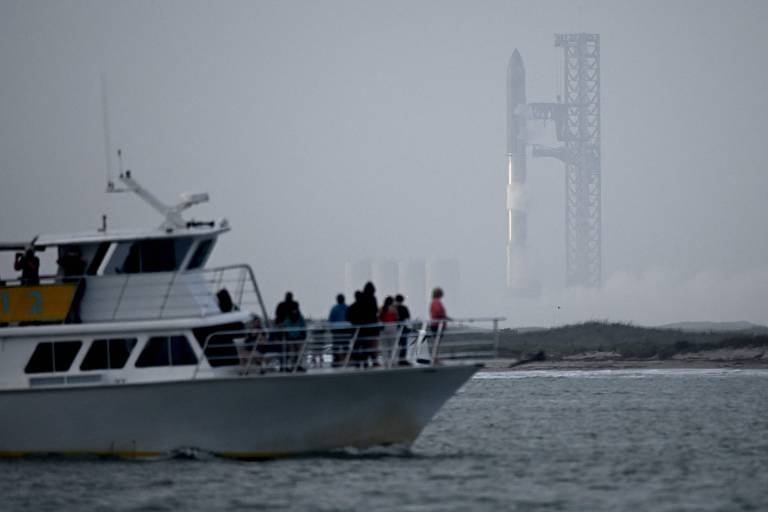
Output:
(80, 340), (106, 370)
(173, 238), (193, 268)
(122, 242), (142, 273)
(109, 338), (137, 368)
(135, 240), (171, 273)
(25, 341), (82, 374)
(136, 335), (197, 367)
(25, 343), (53, 373)
(80, 338), (137, 370)
(87, 242), (111, 275)
(187, 239), (213, 270)
(135, 337), (169, 367)
(120, 238), (193, 274)
(170, 335), (197, 365)
(57, 245), (88, 280)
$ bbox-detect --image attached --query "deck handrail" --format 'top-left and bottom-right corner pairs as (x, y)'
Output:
(192, 317), (505, 377)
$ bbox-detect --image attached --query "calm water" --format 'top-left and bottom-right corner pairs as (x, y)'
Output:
(2, 369), (767, 511)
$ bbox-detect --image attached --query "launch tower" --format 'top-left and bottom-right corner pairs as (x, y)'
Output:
(525, 33), (602, 288)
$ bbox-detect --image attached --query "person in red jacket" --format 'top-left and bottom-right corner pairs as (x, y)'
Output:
(429, 287), (450, 334)
(379, 296), (398, 323)
(378, 296), (399, 365)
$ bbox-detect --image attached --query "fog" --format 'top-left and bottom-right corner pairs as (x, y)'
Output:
(1, 0), (767, 326)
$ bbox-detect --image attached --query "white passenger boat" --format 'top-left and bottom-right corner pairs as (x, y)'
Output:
(0, 173), (500, 458)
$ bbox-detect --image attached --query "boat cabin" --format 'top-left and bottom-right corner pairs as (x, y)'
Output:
(0, 172), (270, 391)
(1, 223), (230, 326)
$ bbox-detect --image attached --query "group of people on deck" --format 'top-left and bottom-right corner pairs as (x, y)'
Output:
(266, 282), (450, 369)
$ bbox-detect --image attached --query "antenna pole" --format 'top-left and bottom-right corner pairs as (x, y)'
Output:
(100, 73), (114, 191)
(117, 149), (124, 177)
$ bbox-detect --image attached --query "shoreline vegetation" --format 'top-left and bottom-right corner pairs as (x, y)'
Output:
(486, 321), (768, 371)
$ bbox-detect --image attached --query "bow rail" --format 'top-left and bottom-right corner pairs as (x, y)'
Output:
(193, 317), (505, 377)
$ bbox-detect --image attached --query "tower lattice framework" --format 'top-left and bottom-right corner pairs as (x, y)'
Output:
(531, 33), (602, 288)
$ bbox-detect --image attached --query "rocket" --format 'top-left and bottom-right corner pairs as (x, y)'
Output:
(506, 49), (539, 296)
(507, 49), (526, 183)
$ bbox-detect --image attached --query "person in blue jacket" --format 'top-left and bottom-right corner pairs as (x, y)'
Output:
(328, 294), (350, 366)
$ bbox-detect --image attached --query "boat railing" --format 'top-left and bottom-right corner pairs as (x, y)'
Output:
(192, 317), (505, 377)
(0, 264), (269, 325)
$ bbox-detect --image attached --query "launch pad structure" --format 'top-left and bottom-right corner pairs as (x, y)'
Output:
(507, 33), (602, 291)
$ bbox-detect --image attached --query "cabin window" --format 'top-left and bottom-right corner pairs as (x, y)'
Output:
(55, 242), (111, 278)
(87, 242), (111, 275)
(187, 239), (214, 270)
(24, 341), (82, 374)
(118, 237), (194, 274)
(80, 338), (138, 371)
(135, 335), (197, 367)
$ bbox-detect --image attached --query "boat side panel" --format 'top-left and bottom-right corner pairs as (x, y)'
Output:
(0, 366), (477, 456)
(0, 339), (35, 389)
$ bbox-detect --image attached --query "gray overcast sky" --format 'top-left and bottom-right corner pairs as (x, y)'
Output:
(1, 0), (767, 326)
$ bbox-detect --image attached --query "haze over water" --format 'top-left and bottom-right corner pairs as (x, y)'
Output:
(2, 369), (766, 511)
(2, 1), (768, 326)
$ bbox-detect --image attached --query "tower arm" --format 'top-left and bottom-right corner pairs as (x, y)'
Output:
(528, 103), (567, 141)
(528, 102), (565, 121)
(531, 144), (568, 162)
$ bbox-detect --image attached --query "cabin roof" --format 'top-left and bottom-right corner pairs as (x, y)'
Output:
(2, 223), (229, 250)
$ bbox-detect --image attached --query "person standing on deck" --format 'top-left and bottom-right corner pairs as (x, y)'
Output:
(346, 290), (365, 366)
(378, 296), (399, 366)
(14, 248), (40, 286)
(360, 282), (380, 366)
(57, 247), (86, 283)
(283, 304), (307, 372)
(275, 292), (296, 325)
(328, 294), (349, 367)
(394, 294), (411, 365)
(273, 292), (297, 369)
(429, 287), (450, 334)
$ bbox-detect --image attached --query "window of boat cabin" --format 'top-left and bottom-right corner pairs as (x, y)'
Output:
(135, 335), (197, 367)
(186, 239), (214, 270)
(108, 237), (193, 274)
(24, 341), (82, 373)
(56, 242), (110, 278)
(86, 242), (111, 274)
(80, 338), (138, 371)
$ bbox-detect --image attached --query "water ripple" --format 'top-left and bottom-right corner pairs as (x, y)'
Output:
(1, 370), (767, 511)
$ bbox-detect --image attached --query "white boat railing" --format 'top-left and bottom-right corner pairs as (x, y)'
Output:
(96, 263), (271, 322)
(192, 317), (505, 377)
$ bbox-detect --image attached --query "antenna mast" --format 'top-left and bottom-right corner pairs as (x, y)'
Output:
(99, 78), (210, 231)
(100, 74), (116, 192)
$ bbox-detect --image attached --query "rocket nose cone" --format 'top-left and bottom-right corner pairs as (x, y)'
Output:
(508, 49), (525, 82)
(509, 48), (524, 69)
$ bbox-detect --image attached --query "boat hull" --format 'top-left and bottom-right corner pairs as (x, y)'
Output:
(0, 365), (478, 458)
